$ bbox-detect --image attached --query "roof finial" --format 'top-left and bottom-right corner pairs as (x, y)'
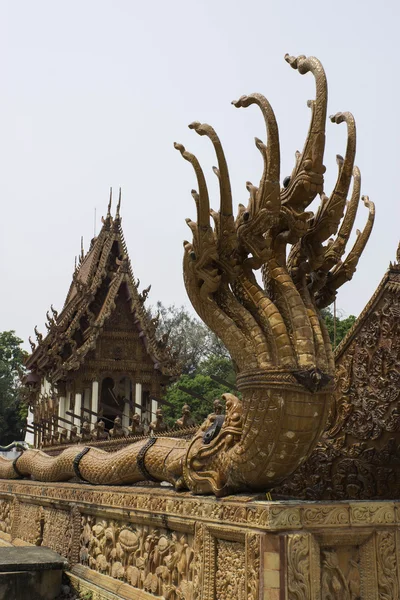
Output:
(116, 187), (121, 219)
(396, 240), (400, 264)
(81, 236), (84, 260)
(107, 187), (112, 218)
(74, 255), (77, 271)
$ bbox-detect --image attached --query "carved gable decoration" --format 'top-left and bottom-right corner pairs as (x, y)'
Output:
(25, 200), (179, 382)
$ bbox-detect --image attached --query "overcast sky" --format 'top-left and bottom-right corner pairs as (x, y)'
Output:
(0, 0), (399, 351)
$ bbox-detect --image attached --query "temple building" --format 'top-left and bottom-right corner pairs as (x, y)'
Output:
(22, 192), (179, 447)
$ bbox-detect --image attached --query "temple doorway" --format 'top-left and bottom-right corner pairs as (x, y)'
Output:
(100, 377), (123, 432)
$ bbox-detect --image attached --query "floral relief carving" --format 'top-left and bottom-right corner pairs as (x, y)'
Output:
(287, 534), (311, 600)
(321, 547), (360, 600)
(246, 533), (260, 600)
(0, 500), (11, 535)
(79, 515), (195, 599)
(42, 508), (72, 561)
(350, 504), (395, 525)
(15, 503), (44, 545)
(2, 481), (400, 534)
(376, 531), (399, 600)
(215, 540), (246, 600)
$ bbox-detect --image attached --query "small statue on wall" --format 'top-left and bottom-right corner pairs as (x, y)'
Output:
(59, 428), (68, 444)
(41, 434), (50, 449)
(69, 425), (81, 444)
(81, 421), (92, 442)
(176, 404), (196, 428)
(51, 431), (60, 446)
(149, 408), (168, 434)
(128, 413), (144, 436)
(90, 420), (109, 441)
(109, 416), (125, 439)
(213, 398), (224, 416)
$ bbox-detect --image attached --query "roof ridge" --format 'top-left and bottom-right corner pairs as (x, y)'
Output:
(335, 263), (399, 359)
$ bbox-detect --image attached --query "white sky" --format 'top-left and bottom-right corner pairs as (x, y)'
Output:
(0, 0), (399, 351)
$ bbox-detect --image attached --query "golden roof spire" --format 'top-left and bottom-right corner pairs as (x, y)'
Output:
(116, 187), (121, 219)
(107, 187), (112, 218)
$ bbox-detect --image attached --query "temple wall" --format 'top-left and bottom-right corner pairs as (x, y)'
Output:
(0, 480), (398, 599)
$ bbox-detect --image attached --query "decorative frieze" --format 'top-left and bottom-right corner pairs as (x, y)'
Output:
(0, 481), (400, 598)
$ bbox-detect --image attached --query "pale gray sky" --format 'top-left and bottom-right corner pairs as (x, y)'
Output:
(1, 0), (399, 351)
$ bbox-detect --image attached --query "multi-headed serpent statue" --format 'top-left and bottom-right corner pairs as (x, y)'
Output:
(0, 55), (374, 496)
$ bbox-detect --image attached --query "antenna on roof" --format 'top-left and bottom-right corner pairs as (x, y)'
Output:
(107, 187), (112, 218)
(116, 187), (121, 219)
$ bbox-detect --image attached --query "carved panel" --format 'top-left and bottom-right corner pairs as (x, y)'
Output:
(79, 515), (196, 598)
(287, 533), (320, 600)
(215, 539), (246, 600)
(14, 502), (44, 545)
(246, 533), (260, 600)
(0, 499), (11, 535)
(376, 531), (399, 600)
(103, 294), (136, 332)
(42, 507), (72, 560)
(320, 546), (360, 599)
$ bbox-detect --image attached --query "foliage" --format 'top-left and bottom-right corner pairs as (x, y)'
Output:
(162, 355), (236, 426)
(0, 331), (28, 445)
(321, 307), (356, 348)
(151, 302), (229, 374)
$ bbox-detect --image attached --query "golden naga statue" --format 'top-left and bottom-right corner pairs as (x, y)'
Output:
(0, 54), (374, 496)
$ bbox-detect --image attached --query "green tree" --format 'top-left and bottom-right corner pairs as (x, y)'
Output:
(163, 355), (236, 427)
(321, 308), (356, 348)
(151, 302), (229, 374)
(0, 331), (27, 445)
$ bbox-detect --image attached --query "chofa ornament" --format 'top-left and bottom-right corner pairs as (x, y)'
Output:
(0, 54), (373, 496)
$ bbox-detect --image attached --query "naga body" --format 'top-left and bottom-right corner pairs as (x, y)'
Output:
(0, 55), (373, 496)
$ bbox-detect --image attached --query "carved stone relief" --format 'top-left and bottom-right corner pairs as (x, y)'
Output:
(287, 534), (312, 600)
(14, 502), (44, 545)
(376, 531), (399, 600)
(42, 507), (72, 560)
(215, 540), (246, 600)
(79, 515), (196, 599)
(320, 546), (360, 600)
(246, 533), (260, 600)
(287, 533), (320, 600)
(0, 500), (11, 535)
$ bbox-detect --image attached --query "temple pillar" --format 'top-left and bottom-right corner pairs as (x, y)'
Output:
(91, 381), (99, 426)
(25, 407), (34, 446)
(58, 396), (69, 431)
(122, 402), (130, 430)
(83, 388), (91, 419)
(74, 393), (82, 427)
(151, 399), (158, 423)
(122, 379), (130, 430)
(135, 383), (142, 417)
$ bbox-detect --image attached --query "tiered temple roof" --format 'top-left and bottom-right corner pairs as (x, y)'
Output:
(26, 192), (179, 382)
